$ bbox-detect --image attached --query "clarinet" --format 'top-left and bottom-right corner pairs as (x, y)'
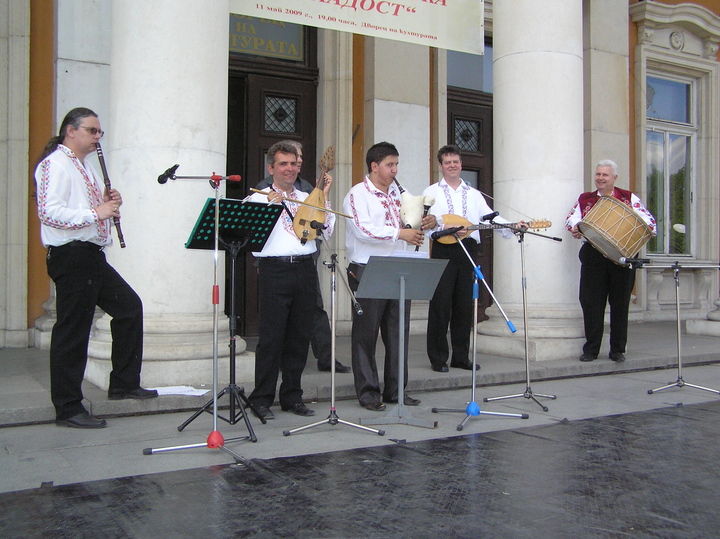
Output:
(95, 142), (126, 248)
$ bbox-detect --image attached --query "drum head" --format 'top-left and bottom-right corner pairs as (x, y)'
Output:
(578, 196), (653, 265)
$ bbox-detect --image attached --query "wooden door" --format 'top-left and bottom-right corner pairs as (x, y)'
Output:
(225, 70), (318, 336)
(447, 88), (494, 313)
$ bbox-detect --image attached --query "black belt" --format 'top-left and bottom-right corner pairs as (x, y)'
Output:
(262, 254), (313, 264)
(49, 241), (104, 252)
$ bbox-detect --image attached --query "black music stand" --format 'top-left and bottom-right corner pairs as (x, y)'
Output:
(178, 198), (283, 436)
(356, 256), (447, 429)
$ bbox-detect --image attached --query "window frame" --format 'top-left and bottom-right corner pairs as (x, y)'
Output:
(634, 41), (719, 265)
(645, 72), (697, 257)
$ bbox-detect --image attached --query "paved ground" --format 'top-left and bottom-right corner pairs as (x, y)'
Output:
(1, 321), (719, 537)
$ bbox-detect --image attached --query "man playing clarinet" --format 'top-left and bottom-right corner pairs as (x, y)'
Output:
(35, 107), (157, 429)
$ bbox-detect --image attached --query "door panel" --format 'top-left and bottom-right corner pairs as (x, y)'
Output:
(226, 74), (318, 336)
(447, 88), (494, 313)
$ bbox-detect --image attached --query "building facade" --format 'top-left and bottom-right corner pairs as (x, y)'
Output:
(1, 0), (719, 386)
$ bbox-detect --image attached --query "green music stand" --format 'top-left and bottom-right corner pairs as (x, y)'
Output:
(178, 198), (283, 438)
(185, 198), (282, 252)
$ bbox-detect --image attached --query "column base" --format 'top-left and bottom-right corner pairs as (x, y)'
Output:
(85, 314), (252, 390)
(686, 319), (720, 337)
(477, 306), (585, 362)
(686, 299), (720, 337)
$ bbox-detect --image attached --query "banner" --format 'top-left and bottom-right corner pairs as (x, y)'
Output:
(229, 0), (484, 55)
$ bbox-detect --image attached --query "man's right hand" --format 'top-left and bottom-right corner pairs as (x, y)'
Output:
(97, 201), (119, 221)
(398, 227), (425, 247)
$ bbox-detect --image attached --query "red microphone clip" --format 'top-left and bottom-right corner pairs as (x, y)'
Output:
(209, 173), (242, 188)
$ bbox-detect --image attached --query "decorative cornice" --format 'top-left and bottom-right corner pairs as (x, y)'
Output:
(630, 2), (720, 59)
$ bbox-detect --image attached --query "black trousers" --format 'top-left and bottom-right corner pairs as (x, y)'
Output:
(426, 239), (479, 367)
(47, 242), (143, 420)
(347, 263), (410, 405)
(579, 242), (636, 356)
(249, 257), (316, 408)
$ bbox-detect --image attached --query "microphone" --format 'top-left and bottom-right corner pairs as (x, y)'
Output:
(157, 164), (179, 184)
(431, 226), (464, 240)
(481, 211), (499, 222)
(310, 220), (326, 230)
(619, 257), (650, 267)
(353, 301), (364, 316)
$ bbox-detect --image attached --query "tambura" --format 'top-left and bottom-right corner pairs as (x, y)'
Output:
(577, 196), (653, 265)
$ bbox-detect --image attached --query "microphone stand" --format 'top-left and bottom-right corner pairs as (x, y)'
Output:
(144, 171), (253, 461)
(432, 232), (529, 429)
(642, 261), (720, 396)
(283, 227), (384, 437)
(483, 222), (561, 412)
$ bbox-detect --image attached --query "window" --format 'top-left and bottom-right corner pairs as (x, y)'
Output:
(447, 44), (493, 94)
(645, 76), (695, 255)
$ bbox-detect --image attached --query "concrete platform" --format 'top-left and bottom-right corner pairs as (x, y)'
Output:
(1, 321), (718, 427)
(2, 362), (720, 536)
(1, 319), (720, 536)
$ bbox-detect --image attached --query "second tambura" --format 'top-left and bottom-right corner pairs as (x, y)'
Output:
(577, 196), (653, 265)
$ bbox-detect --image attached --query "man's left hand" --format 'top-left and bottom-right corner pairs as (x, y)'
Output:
(421, 214), (437, 231)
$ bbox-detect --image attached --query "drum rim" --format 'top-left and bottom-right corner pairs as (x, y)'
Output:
(577, 195), (654, 264)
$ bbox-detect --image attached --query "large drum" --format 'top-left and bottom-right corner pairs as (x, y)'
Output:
(577, 196), (653, 265)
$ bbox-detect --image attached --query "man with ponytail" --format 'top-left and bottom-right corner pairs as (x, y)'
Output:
(35, 107), (157, 429)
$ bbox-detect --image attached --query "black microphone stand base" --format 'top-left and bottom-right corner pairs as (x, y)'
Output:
(284, 407), (385, 437)
(648, 379), (720, 396)
(483, 388), (556, 413)
(177, 383), (260, 442)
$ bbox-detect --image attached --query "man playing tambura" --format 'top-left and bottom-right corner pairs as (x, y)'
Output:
(565, 160), (656, 363)
(423, 145), (525, 373)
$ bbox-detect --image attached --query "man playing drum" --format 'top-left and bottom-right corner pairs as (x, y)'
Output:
(565, 160), (656, 363)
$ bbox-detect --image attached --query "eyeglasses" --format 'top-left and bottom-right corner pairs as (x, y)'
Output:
(78, 126), (104, 138)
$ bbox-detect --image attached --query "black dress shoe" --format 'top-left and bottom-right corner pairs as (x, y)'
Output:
(361, 401), (386, 412)
(56, 411), (107, 429)
(431, 363), (449, 373)
(252, 405), (275, 421)
(282, 402), (315, 416)
(579, 353), (597, 362)
(385, 395), (421, 406)
(108, 387), (159, 400)
(609, 351), (626, 362)
(318, 361), (352, 373)
(450, 361), (480, 371)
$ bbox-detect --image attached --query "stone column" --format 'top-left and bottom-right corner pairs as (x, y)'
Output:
(363, 37), (432, 331)
(0, 0), (30, 348)
(85, 1), (238, 388)
(478, 1), (586, 360)
(317, 29), (354, 334)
